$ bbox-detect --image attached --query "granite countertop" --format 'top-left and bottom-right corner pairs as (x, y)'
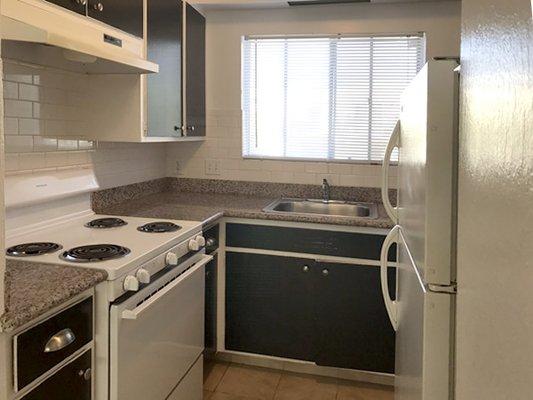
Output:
(1, 259), (107, 333)
(99, 191), (395, 229)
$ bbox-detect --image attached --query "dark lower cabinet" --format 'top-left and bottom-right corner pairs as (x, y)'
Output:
(314, 262), (396, 374)
(45, 0), (86, 15)
(88, 0), (143, 38)
(205, 253), (218, 356)
(226, 253), (316, 361)
(225, 253), (396, 374)
(21, 350), (92, 400)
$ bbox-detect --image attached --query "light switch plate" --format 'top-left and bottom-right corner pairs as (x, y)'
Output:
(205, 160), (221, 176)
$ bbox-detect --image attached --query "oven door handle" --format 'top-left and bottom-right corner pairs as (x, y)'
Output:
(121, 255), (213, 321)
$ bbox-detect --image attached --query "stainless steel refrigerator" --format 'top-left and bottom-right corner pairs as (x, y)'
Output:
(380, 59), (459, 400)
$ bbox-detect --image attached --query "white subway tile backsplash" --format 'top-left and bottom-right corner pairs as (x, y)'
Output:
(4, 117), (18, 135)
(19, 83), (40, 101)
(33, 136), (58, 152)
(4, 99), (33, 118)
(3, 81), (18, 99)
(19, 118), (42, 135)
(2, 60), (166, 186)
(5, 135), (34, 153)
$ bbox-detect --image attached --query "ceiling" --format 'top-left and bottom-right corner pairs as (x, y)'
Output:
(190, 0), (457, 11)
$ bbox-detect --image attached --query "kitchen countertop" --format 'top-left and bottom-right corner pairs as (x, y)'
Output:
(98, 191), (395, 229)
(1, 259), (107, 333)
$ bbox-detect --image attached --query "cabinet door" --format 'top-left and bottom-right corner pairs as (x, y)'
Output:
(22, 350), (92, 400)
(88, 0), (143, 38)
(205, 253), (217, 356)
(225, 252), (316, 361)
(147, 0), (183, 137)
(314, 262), (396, 374)
(45, 0), (87, 15)
(185, 3), (206, 137)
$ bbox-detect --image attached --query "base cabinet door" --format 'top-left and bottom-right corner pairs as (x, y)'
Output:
(225, 252), (316, 361)
(314, 262), (396, 374)
(21, 350), (92, 400)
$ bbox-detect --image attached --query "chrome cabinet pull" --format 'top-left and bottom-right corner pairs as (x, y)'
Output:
(302, 265), (310, 273)
(93, 2), (104, 11)
(322, 268), (329, 276)
(44, 328), (76, 353)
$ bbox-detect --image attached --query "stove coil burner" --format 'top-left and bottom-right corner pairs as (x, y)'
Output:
(137, 222), (181, 233)
(60, 244), (131, 263)
(6, 242), (63, 257)
(85, 218), (128, 229)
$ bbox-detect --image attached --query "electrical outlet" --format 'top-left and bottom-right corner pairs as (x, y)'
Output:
(205, 160), (221, 176)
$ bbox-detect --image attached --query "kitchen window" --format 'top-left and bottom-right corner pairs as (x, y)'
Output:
(242, 33), (425, 162)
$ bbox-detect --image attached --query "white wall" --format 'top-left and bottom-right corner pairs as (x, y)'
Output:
(455, 0), (533, 399)
(2, 60), (167, 189)
(167, 0), (461, 187)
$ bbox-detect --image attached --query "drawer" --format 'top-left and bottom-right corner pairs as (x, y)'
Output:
(21, 350), (92, 400)
(226, 224), (396, 261)
(15, 297), (93, 391)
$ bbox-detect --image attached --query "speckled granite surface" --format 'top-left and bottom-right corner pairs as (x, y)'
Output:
(97, 190), (395, 229)
(1, 260), (107, 332)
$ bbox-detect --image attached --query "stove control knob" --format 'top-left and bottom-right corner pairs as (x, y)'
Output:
(166, 252), (179, 266)
(188, 238), (200, 252)
(136, 268), (151, 284)
(196, 235), (206, 247)
(123, 275), (139, 292)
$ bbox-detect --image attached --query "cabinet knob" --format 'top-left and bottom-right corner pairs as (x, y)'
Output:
(74, 0), (87, 5)
(187, 125), (196, 132)
(78, 368), (91, 381)
(322, 268), (329, 276)
(302, 265), (309, 273)
(93, 2), (104, 11)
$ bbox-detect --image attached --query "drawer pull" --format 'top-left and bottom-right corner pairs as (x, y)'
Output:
(44, 329), (76, 353)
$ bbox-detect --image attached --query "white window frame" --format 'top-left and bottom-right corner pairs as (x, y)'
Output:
(241, 32), (426, 164)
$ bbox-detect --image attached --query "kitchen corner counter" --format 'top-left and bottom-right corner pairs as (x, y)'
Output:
(96, 191), (395, 229)
(1, 259), (107, 333)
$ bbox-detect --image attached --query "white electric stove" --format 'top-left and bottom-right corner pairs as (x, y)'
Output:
(4, 170), (209, 400)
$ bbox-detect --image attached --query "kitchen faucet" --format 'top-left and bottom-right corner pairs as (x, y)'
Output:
(322, 179), (331, 203)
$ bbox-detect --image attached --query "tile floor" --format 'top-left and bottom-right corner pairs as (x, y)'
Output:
(204, 361), (394, 400)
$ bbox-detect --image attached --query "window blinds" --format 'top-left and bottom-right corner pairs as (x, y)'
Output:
(242, 34), (425, 162)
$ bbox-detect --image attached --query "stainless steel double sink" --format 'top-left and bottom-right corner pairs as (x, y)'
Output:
(263, 198), (378, 219)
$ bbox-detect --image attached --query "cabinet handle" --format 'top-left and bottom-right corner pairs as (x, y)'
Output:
(78, 368), (92, 381)
(322, 268), (329, 276)
(302, 265), (309, 273)
(44, 328), (76, 353)
(187, 125), (196, 132)
(93, 2), (104, 11)
(73, 0), (87, 5)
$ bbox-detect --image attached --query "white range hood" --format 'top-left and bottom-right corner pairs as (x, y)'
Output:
(0, 0), (158, 74)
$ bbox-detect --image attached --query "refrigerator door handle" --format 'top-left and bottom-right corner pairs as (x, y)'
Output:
(381, 121), (400, 223)
(380, 225), (400, 331)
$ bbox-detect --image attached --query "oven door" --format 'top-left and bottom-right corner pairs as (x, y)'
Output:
(109, 254), (212, 400)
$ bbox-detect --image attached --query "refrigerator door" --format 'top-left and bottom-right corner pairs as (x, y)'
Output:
(395, 230), (455, 400)
(397, 60), (459, 286)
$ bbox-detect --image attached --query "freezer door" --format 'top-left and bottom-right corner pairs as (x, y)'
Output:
(397, 60), (458, 286)
(395, 233), (455, 400)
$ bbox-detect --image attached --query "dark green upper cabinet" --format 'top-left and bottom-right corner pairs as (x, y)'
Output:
(185, 3), (206, 137)
(147, 0), (184, 137)
(88, 0), (144, 38)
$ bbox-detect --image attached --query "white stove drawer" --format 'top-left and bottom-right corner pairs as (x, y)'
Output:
(109, 255), (212, 400)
